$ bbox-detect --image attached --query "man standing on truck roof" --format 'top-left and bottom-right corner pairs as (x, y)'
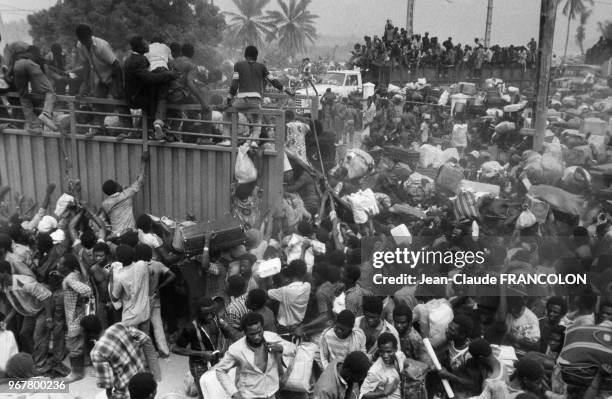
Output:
(227, 45), (294, 147)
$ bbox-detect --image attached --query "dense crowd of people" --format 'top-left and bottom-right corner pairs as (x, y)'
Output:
(0, 21), (611, 399)
(348, 20), (538, 77)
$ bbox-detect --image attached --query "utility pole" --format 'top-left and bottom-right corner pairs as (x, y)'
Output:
(406, 0), (415, 36)
(533, 0), (558, 151)
(484, 0), (494, 47)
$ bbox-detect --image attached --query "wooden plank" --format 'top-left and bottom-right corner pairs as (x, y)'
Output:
(117, 143), (130, 188)
(6, 134), (22, 202)
(45, 137), (63, 208)
(89, 141), (102, 207)
(162, 147), (173, 217)
(31, 136), (48, 207)
(176, 148), (187, 219)
(129, 144), (144, 216)
(220, 152), (231, 217)
(185, 149), (194, 217)
(188, 149), (198, 218)
(76, 139), (89, 203)
(149, 146), (161, 216)
(18, 135), (36, 200)
(100, 142), (117, 207)
(0, 135), (9, 191)
(206, 151), (216, 220)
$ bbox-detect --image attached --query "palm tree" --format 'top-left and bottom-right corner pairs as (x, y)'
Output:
(575, 9), (592, 56)
(561, 0), (593, 63)
(223, 0), (276, 49)
(265, 0), (319, 59)
(599, 20), (612, 41)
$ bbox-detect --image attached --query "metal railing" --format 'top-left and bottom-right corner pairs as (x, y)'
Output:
(0, 92), (290, 221)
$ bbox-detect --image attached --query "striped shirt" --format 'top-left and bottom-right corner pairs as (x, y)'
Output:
(226, 294), (248, 332)
(62, 271), (92, 337)
(320, 327), (367, 370)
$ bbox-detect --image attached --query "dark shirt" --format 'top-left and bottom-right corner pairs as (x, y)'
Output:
(306, 130), (336, 174)
(123, 52), (173, 109)
(286, 171), (320, 215)
(168, 56), (197, 95)
(176, 321), (219, 367)
(229, 60), (282, 98)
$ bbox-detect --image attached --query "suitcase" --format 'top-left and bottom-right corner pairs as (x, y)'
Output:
(558, 326), (612, 390)
(172, 215), (246, 254)
(436, 163), (465, 194)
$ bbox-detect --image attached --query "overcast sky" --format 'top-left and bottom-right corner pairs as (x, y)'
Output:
(3, 0), (610, 56)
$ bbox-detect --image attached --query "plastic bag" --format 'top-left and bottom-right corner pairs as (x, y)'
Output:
(516, 209), (537, 229)
(419, 144), (444, 168)
(333, 292), (346, 314)
(235, 144), (257, 183)
(281, 342), (317, 392)
(201, 367), (236, 399)
(343, 189), (380, 224)
(425, 299), (454, 346)
(0, 330), (18, 371)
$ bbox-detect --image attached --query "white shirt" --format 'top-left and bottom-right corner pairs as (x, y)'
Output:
(359, 352), (406, 399)
(267, 281), (311, 327)
(145, 42), (172, 71)
(216, 331), (296, 399)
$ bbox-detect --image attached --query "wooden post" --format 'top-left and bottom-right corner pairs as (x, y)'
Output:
(230, 112), (238, 180)
(272, 110), (286, 212)
(142, 110), (151, 213)
(533, 0), (558, 151)
(484, 0), (494, 48)
(68, 99), (78, 177)
(406, 0), (415, 36)
(310, 96), (319, 121)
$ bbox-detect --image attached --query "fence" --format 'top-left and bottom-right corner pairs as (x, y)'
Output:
(0, 93), (299, 223)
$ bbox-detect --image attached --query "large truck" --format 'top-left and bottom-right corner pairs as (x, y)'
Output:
(293, 70), (363, 111)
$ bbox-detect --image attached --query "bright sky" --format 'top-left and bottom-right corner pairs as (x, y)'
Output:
(2, 0), (611, 56)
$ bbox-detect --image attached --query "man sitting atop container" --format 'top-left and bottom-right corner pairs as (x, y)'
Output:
(123, 36), (178, 142)
(5, 42), (58, 134)
(227, 45), (294, 147)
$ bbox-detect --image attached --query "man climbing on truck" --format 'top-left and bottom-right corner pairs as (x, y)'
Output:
(227, 45), (294, 147)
